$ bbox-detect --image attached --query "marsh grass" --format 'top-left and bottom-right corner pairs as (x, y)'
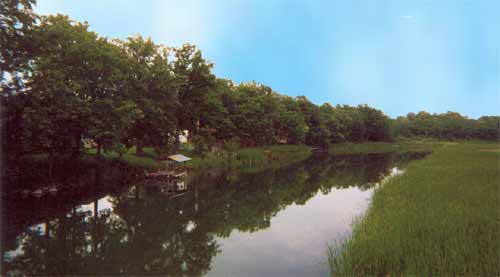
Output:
(329, 141), (442, 155)
(328, 142), (500, 275)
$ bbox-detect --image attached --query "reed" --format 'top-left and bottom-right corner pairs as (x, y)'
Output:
(328, 142), (500, 275)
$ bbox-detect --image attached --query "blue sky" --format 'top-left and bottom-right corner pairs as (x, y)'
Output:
(36, 0), (499, 118)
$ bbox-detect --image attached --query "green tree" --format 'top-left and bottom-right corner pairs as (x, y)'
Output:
(475, 116), (500, 140)
(1, 0), (37, 94)
(119, 35), (178, 156)
(1, 0), (38, 158)
(201, 79), (236, 144)
(173, 44), (215, 140)
(24, 15), (141, 159)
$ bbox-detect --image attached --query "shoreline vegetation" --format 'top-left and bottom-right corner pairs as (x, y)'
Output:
(328, 140), (443, 155)
(86, 144), (313, 172)
(328, 141), (499, 275)
(81, 140), (448, 172)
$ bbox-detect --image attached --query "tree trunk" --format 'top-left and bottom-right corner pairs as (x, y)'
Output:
(45, 221), (50, 240)
(45, 221), (50, 265)
(96, 143), (102, 156)
(136, 141), (145, 156)
(92, 199), (99, 271)
(48, 149), (54, 179)
(174, 131), (180, 151)
(94, 200), (98, 218)
(71, 132), (82, 159)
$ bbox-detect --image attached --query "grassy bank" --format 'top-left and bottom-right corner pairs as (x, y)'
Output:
(328, 141), (443, 155)
(87, 144), (312, 172)
(184, 144), (312, 172)
(328, 142), (500, 275)
(86, 147), (160, 169)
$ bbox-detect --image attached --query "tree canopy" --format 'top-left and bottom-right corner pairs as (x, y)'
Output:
(1, 0), (498, 161)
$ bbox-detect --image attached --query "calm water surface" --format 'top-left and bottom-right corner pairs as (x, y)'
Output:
(1, 152), (426, 276)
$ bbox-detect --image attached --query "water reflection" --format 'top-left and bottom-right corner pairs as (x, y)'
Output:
(1, 152), (427, 276)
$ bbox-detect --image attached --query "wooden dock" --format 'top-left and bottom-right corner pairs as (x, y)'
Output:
(145, 169), (187, 180)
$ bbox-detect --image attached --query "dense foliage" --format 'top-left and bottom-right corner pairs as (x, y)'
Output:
(392, 112), (500, 141)
(1, 0), (498, 160)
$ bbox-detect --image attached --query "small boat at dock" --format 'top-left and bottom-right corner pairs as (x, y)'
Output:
(21, 190), (30, 197)
(145, 169), (187, 180)
(146, 154), (191, 180)
(48, 186), (58, 194)
(31, 189), (43, 197)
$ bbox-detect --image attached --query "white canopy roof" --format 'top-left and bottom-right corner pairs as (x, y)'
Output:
(167, 154), (191, 163)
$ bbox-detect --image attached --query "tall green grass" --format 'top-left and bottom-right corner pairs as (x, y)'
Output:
(328, 142), (500, 275)
(329, 141), (443, 155)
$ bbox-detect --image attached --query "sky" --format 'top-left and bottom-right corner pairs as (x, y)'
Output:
(35, 0), (499, 118)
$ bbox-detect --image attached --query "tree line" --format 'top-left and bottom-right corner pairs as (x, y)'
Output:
(2, 0), (498, 161)
(392, 112), (499, 141)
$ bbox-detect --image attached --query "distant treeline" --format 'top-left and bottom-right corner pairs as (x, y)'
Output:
(1, 1), (498, 160)
(393, 112), (499, 141)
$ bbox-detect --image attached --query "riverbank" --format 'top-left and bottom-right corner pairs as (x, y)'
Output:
(328, 141), (443, 155)
(186, 144), (312, 173)
(89, 140), (440, 172)
(86, 144), (312, 172)
(328, 142), (499, 275)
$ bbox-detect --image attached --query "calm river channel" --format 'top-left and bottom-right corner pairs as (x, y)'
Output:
(2, 152), (427, 276)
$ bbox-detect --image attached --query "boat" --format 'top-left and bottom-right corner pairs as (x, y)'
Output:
(170, 192), (186, 199)
(48, 186), (58, 194)
(31, 189), (43, 197)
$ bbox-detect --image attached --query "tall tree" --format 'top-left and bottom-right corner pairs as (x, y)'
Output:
(1, 0), (37, 93)
(119, 35), (178, 156)
(1, 0), (38, 158)
(173, 44), (215, 140)
(25, 15), (141, 158)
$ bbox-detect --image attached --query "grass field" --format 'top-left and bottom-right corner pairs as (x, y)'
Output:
(328, 142), (500, 275)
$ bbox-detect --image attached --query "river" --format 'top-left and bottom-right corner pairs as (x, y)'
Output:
(1, 152), (427, 276)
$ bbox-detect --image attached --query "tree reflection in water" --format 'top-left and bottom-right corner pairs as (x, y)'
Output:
(1, 152), (428, 276)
